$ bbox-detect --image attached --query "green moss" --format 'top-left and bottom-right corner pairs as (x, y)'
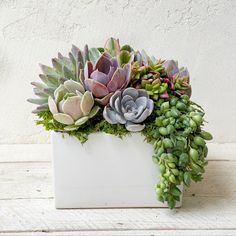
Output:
(36, 111), (129, 144)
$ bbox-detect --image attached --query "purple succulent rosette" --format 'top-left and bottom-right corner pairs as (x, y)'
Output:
(103, 88), (154, 132)
(162, 60), (191, 97)
(84, 52), (131, 105)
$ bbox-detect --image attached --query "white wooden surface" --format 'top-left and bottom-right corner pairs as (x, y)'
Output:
(0, 143), (236, 235)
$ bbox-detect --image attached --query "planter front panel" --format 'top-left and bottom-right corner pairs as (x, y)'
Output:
(51, 131), (182, 208)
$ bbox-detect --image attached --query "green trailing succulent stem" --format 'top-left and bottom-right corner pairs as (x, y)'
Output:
(142, 95), (212, 208)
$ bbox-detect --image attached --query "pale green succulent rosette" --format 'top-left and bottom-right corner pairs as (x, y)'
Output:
(48, 80), (100, 131)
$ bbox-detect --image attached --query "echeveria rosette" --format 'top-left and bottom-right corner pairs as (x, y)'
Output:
(103, 88), (154, 132)
(162, 60), (191, 97)
(48, 80), (100, 131)
(84, 52), (131, 105)
(27, 44), (91, 114)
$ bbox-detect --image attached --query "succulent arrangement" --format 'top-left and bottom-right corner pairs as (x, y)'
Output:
(28, 38), (212, 209)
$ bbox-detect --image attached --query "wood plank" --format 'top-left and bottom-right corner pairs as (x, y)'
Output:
(0, 196), (235, 232)
(0, 161), (235, 200)
(0, 162), (52, 199)
(0, 144), (50, 163)
(1, 230), (236, 236)
(0, 143), (235, 163)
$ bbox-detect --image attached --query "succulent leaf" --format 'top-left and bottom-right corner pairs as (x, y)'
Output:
(89, 106), (100, 118)
(89, 48), (101, 64)
(118, 50), (131, 66)
(104, 38), (121, 57)
(53, 113), (74, 125)
(64, 80), (85, 94)
(62, 96), (83, 120)
(81, 91), (94, 116)
(48, 96), (58, 114)
(75, 116), (89, 126)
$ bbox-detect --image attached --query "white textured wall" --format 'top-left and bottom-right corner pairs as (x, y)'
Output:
(0, 0), (235, 144)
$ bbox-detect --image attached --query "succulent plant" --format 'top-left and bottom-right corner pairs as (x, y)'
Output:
(84, 52), (131, 105)
(28, 44), (102, 113)
(103, 88), (154, 132)
(162, 60), (191, 97)
(48, 80), (100, 131)
(131, 59), (191, 100)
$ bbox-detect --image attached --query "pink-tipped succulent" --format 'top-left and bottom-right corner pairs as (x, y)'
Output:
(84, 52), (131, 105)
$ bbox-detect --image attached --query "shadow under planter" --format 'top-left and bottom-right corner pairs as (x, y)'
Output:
(51, 131), (182, 208)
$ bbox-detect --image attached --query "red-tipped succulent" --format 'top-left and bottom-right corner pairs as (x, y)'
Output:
(84, 53), (131, 105)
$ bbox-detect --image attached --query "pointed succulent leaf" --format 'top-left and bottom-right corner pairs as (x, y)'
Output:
(62, 96), (83, 120)
(89, 48), (101, 64)
(39, 74), (59, 87)
(52, 58), (63, 72)
(110, 90), (121, 110)
(40, 64), (59, 77)
(75, 116), (89, 126)
(133, 108), (150, 123)
(54, 85), (67, 103)
(81, 91), (94, 116)
(31, 82), (46, 90)
(162, 60), (179, 78)
(27, 98), (48, 105)
(85, 79), (109, 98)
(53, 113), (74, 125)
(64, 79), (85, 94)
(48, 96), (58, 114)
(94, 53), (112, 74)
(33, 88), (48, 98)
(103, 106), (118, 124)
(79, 69), (85, 85)
(122, 63), (131, 88)
(141, 50), (151, 64)
(84, 61), (94, 80)
(43, 88), (54, 96)
(69, 52), (77, 78)
(125, 122), (145, 132)
(95, 93), (113, 105)
(107, 68), (126, 92)
(64, 125), (80, 131)
(118, 50), (131, 67)
(83, 44), (90, 62)
(135, 97), (147, 108)
(123, 87), (139, 100)
(57, 53), (73, 69)
(88, 106), (100, 118)
(32, 103), (49, 113)
(63, 65), (75, 80)
(90, 70), (110, 85)
(134, 51), (142, 65)
(121, 44), (134, 52)
(104, 38), (121, 57)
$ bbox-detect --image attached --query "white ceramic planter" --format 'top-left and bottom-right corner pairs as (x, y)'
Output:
(51, 131), (182, 208)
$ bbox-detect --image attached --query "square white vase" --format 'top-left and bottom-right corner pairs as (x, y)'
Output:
(51, 131), (182, 208)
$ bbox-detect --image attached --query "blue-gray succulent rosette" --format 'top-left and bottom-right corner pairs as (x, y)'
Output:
(28, 38), (212, 209)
